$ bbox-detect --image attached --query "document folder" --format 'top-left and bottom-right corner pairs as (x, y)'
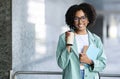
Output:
(86, 45), (100, 60)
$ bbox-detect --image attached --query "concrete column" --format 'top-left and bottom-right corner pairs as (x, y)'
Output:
(0, 0), (12, 79)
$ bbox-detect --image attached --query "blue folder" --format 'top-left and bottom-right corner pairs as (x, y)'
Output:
(86, 45), (100, 60)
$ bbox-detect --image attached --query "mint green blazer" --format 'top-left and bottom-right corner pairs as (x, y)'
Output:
(56, 30), (106, 79)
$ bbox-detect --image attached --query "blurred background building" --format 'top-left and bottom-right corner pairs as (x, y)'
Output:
(1, 0), (120, 79)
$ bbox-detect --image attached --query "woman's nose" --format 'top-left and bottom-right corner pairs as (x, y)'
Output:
(78, 19), (82, 25)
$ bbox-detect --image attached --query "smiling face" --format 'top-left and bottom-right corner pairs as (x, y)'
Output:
(74, 10), (89, 33)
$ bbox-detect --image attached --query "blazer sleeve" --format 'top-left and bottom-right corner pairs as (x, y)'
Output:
(89, 35), (107, 72)
(56, 34), (73, 69)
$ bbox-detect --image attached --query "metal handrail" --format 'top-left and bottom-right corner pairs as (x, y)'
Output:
(12, 71), (120, 79)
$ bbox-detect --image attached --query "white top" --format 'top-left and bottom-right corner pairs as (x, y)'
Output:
(75, 34), (89, 70)
(75, 34), (89, 54)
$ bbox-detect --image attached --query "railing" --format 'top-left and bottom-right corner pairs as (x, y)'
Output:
(12, 71), (120, 79)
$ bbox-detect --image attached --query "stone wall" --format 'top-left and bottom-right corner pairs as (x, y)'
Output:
(0, 0), (12, 79)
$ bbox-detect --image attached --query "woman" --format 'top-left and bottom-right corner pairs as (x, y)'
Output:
(56, 3), (106, 79)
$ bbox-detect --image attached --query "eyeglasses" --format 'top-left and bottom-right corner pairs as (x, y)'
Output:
(74, 16), (87, 22)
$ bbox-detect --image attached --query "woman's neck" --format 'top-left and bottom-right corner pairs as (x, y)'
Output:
(75, 30), (87, 35)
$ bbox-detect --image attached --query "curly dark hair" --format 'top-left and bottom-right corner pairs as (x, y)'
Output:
(65, 3), (96, 30)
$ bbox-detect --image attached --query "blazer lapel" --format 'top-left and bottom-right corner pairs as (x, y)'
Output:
(87, 30), (96, 46)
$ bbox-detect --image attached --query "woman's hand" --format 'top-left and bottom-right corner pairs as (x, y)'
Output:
(65, 31), (74, 53)
(79, 53), (93, 65)
(65, 31), (70, 42)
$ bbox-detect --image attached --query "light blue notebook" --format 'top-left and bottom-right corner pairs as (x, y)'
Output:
(86, 45), (100, 60)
